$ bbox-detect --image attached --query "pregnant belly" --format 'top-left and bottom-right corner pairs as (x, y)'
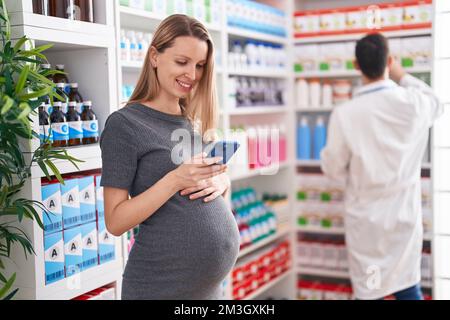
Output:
(125, 195), (240, 294)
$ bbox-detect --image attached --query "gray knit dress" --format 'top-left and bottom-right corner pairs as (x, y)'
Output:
(100, 103), (240, 300)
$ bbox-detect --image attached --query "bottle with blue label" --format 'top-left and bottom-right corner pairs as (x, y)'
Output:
(68, 83), (84, 114)
(53, 65), (70, 94)
(297, 117), (311, 160)
(313, 116), (327, 160)
(81, 101), (99, 144)
(50, 101), (69, 148)
(66, 101), (83, 146)
(39, 103), (52, 145)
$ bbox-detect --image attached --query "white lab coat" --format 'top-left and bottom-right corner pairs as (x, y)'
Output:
(321, 74), (442, 299)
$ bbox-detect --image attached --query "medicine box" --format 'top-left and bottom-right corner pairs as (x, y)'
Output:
(61, 177), (81, 229)
(98, 219), (115, 264)
(81, 221), (99, 271)
(64, 226), (83, 277)
(44, 231), (65, 285)
(78, 176), (96, 223)
(41, 181), (63, 234)
(95, 175), (104, 221)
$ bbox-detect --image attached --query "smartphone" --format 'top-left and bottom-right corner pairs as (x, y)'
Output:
(206, 140), (240, 165)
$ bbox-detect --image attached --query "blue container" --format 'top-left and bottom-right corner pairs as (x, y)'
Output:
(297, 117), (311, 160)
(313, 117), (327, 160)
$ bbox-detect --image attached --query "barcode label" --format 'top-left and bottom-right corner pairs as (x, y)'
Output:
(45, 222), (62, 232)
(100, 252), (115, 262)
(83, 258), (98, 268)
(64, 216), (79, 226)
(46, 270), (64, 283)
(81, 212), (95, 222)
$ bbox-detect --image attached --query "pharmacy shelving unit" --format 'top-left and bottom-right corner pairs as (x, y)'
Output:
(431, 0), (450, 300)
(293, 0), (436, 299)
(3, 0), (124, 299)
(114, 0), (296, 300)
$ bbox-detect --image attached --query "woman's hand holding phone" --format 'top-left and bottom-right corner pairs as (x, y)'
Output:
(169, 152), (227, 191)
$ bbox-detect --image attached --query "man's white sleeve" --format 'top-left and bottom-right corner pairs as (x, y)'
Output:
(399, 74), (443, 127)
(320, 110), (351, 185)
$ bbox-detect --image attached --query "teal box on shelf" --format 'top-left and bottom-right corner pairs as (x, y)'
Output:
(41, 181), (63, 235)
(44, 231), (65, 285)
(97, 219), (115, 264)
(95, 175), (104, 221)
(64, 226), (83, 277)
(61, 178), (81, 229)
(78, 176), (96, 223)
(81, 221), (99, 271)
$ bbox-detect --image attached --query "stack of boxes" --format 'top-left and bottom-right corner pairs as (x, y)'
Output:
(298, 280), (353, 300)
(42, 172), (115, 285)
(72, 284), (116, 300)
(232, 241), (291, 300)
(297, 174), (345, 230)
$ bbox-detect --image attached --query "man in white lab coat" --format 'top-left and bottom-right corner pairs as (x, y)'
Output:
(321, 33), (443, 300)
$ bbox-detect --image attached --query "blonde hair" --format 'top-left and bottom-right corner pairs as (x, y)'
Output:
(128, 14), (218, 140)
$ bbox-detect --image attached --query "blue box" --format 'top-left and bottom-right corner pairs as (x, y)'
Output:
(41, 182), (63, 234)
(81, 222), (99, 271)
(64, 226), (83, 277)
(95, 175), (104, 221)
(78, 176), (96, 223)
(97, 219), (115, 264)
(44, 231), (65, 285)
(61, 178), (81, 229)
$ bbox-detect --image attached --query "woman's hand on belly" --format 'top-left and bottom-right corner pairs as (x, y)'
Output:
(180, 173), (230, 202)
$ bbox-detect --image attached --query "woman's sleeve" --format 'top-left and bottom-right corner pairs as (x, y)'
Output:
(99, 112), (138, 191)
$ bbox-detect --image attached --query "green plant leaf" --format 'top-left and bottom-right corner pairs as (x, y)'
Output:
(3, 288), (19, 300)
(14, 65), (29, 95)
(17, 87), (51, 100)
(17, 102), (31, 120)
(0, 273), (15, 299)
(44, 160), (64, 183)
(12, 36), (27, 53)
(1, 95), (14, 115)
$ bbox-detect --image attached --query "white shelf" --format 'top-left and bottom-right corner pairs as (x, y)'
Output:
(424, 233), (433, 241)
(422, 162), (432, 169)
(421, 280), (433, 289)
(230, 162), (290, 182)
(296, 160), (322, 167)
(227, 26), (288, 45)
(121, 60), (144, 71)
(295, 66), (431, 79)
(297, 225), (345, 235)
(228, 69), (289, 78)
(238, 227), (291, 259)
(30, 144), (102, 178)
(119, 6), (221, 33)
(297, 266), (350, 279)
(10, 12), (115, 49)
(243, 269), (292, 300)
(293, 28), (432, 44)
(297, 106), (334, 112)
(228, 106), (288, 115)
(37, 258), (123, 300)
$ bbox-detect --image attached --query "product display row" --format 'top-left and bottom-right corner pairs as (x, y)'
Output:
(296, 116), (327, 161)
(44, 220), (115, 285)
(297, 238), (349, 272)
(294, 36), (431, 74)
(297, 280), (353, 300)
(227, 0), (286, 37)
(296, 78), (353, 109)
(228, 40), (287, 72)
(227, 125), (288, 173)
(32, 0), (95, 23)
(228, 77), (286, 108)
(41, 174), (103, 233)
(120, 0), (221, 25)
(39, 64), (99, 147)
(293, 0), (432, 37)
(120, 29), (153, 63)
(232, 188), (277, 250)
(72, 284), (116, 300)
(232, 241), (291, 300)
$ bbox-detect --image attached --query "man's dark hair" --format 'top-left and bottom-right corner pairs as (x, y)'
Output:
(355, 33), (389, 80)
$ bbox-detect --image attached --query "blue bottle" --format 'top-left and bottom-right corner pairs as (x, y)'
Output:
(297, 117), (311, 160)
(313, 116), (327, 160)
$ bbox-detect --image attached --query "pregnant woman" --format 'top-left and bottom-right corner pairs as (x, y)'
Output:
(100, 14), (240, 299)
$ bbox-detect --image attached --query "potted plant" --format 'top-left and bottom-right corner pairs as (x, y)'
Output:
(0, 0), (81, 299)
